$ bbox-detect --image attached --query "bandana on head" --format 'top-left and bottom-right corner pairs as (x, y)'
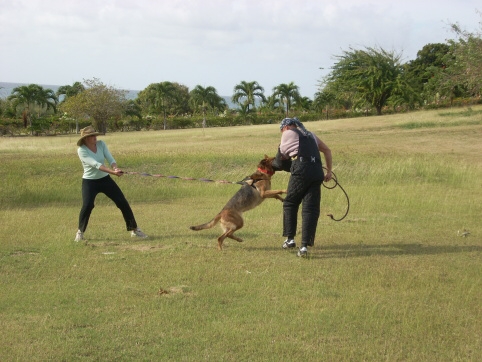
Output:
(279, 117), (311, 136)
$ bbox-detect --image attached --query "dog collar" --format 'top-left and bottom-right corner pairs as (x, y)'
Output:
(257, 167), (274, 176)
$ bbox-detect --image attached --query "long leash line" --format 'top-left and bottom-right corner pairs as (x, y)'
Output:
(122, 171), (240, 185)
(323, 167), (350, 222)
(122, 167), (350, 221)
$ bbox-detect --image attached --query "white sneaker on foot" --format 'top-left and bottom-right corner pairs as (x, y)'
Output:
(74, 230), (84, 242)
(282, 239), (296, 249)
(297, 246), (308, 257)
(131, 228), (148, 238)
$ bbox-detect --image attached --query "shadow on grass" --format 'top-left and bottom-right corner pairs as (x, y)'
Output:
(315, 243), (482, 259)
(244, 242), (482, 259)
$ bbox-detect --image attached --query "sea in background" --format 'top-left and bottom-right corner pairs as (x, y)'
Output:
(0, 81), (236, 109)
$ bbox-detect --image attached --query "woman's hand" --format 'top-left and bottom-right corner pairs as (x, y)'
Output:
(113, 167), (124, 177)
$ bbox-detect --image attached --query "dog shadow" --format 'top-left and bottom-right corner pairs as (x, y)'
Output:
(245, 242), (482, 259)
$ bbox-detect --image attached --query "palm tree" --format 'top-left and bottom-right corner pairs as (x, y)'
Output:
(189, 85), (226, 128)
(147, 82), (177, 130)
(36, 87), (58, 116)
(293, 96), (313, 112)
(8, 84), (58, 131)
(259, 94), (283, 113)
(313, 89), (337, 119)
(9, 84), (38, 128)
(232, 81), (266, 114)
(56, 81), (85, 102)
(272, 82), (301, 116)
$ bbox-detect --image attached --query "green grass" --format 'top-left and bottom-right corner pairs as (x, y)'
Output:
(0, 107), (481, 361)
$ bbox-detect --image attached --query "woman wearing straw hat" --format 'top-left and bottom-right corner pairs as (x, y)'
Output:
(275, 117), (332, 257)
(74, 126), (148, 242)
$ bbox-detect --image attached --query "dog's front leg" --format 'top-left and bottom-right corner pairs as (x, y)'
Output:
(259, 189), (287, 198)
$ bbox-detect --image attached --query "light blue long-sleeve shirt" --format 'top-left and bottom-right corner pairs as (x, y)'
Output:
(77, 140), (116, 179)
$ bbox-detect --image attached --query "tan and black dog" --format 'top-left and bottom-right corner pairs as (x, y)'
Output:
(190, 155), (286, 250)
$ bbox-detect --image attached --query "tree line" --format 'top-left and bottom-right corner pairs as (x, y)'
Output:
(1, 16), (480, 136)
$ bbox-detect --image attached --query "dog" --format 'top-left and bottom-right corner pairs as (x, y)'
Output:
(189, 155), (287, 250)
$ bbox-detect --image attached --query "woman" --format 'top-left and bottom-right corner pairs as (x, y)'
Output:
(277, 117), (332, 257)
(74, 126), (147, 242)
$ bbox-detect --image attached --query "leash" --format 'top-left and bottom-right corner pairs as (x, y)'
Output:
(122, 171), (241, 185)
(323, 167), (350, 222)
(122, 168), (350, 221)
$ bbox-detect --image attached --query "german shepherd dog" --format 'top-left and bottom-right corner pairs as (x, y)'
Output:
(190, 155), (287, 250)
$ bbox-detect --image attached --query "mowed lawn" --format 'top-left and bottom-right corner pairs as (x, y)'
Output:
(0, 107), (481, 361)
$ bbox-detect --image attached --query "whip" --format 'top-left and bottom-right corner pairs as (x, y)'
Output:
(323, 167), (350, 221)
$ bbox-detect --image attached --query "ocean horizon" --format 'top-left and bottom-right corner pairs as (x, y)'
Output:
(0, 81), (236, 108)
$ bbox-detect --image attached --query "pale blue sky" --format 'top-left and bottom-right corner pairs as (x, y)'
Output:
(1, 0), (480, 97)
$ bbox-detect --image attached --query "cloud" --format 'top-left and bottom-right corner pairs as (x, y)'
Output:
(0, 0), (480, 97)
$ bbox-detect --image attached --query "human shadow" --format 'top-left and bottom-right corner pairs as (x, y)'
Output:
(315, 242), (481, 259)
(244, 242), (482, 259)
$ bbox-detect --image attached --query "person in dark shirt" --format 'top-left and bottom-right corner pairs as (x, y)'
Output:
(277, 118), (332, 257)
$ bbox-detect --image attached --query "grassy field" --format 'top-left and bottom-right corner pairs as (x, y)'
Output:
(0, 107), (481, 361)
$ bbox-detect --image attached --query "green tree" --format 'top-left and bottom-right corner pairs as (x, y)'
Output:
(293, 96), (313, 112)
(60, 78), (127, 133)
(146, 82), (175, 129)
(313, 88), (337, 119)
(400, 43), (450, 106)
(272, 82), (301, 116)
(445, 19), (482, 98)
(259, 94), (283, 114)
(169, 83), (191, 116)
(8, 84), (58, 130)
(189, 85), (226, 128)
(322, 46), (414, 115)
(124, 99), (142, 120)
(36, 87), (58, 116)
(421, 43), (468, 105)
(56, 81), (85, 103)
(136, 82), (190, 129)
(232, 81), (266, 113)
(406, 43), (450, 85)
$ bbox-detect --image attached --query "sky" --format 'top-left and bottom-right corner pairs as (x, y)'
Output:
(1, 0), (480, 98)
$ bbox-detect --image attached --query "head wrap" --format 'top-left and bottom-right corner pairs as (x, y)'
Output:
(279, 117), (311, 136)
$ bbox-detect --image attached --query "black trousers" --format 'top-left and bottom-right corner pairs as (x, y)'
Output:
(78, 176), (137, 232)
(283, 161), (323, 246)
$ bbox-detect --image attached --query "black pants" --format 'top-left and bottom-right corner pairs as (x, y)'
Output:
(78, 176), (137, 232)
(283, 161), (323, 247)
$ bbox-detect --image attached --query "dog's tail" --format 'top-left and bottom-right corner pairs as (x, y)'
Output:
(189, 213), (222, 231)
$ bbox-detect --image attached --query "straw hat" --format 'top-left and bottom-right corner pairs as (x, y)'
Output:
(77, 126), (101, 146)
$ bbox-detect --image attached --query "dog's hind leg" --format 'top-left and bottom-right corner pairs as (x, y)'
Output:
(218, 226), (244, 249)
(227, 231), (243, 242)
(217, 231), (230, 250)
(217, 229), (243, 250)
(217, 211), (244, 250)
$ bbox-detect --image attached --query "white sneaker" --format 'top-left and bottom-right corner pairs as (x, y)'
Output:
(282, 239), (296, 249)
(131, 228), (148, 238)
(74, 230), (84, 242)
(297, 246), (308, 257)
